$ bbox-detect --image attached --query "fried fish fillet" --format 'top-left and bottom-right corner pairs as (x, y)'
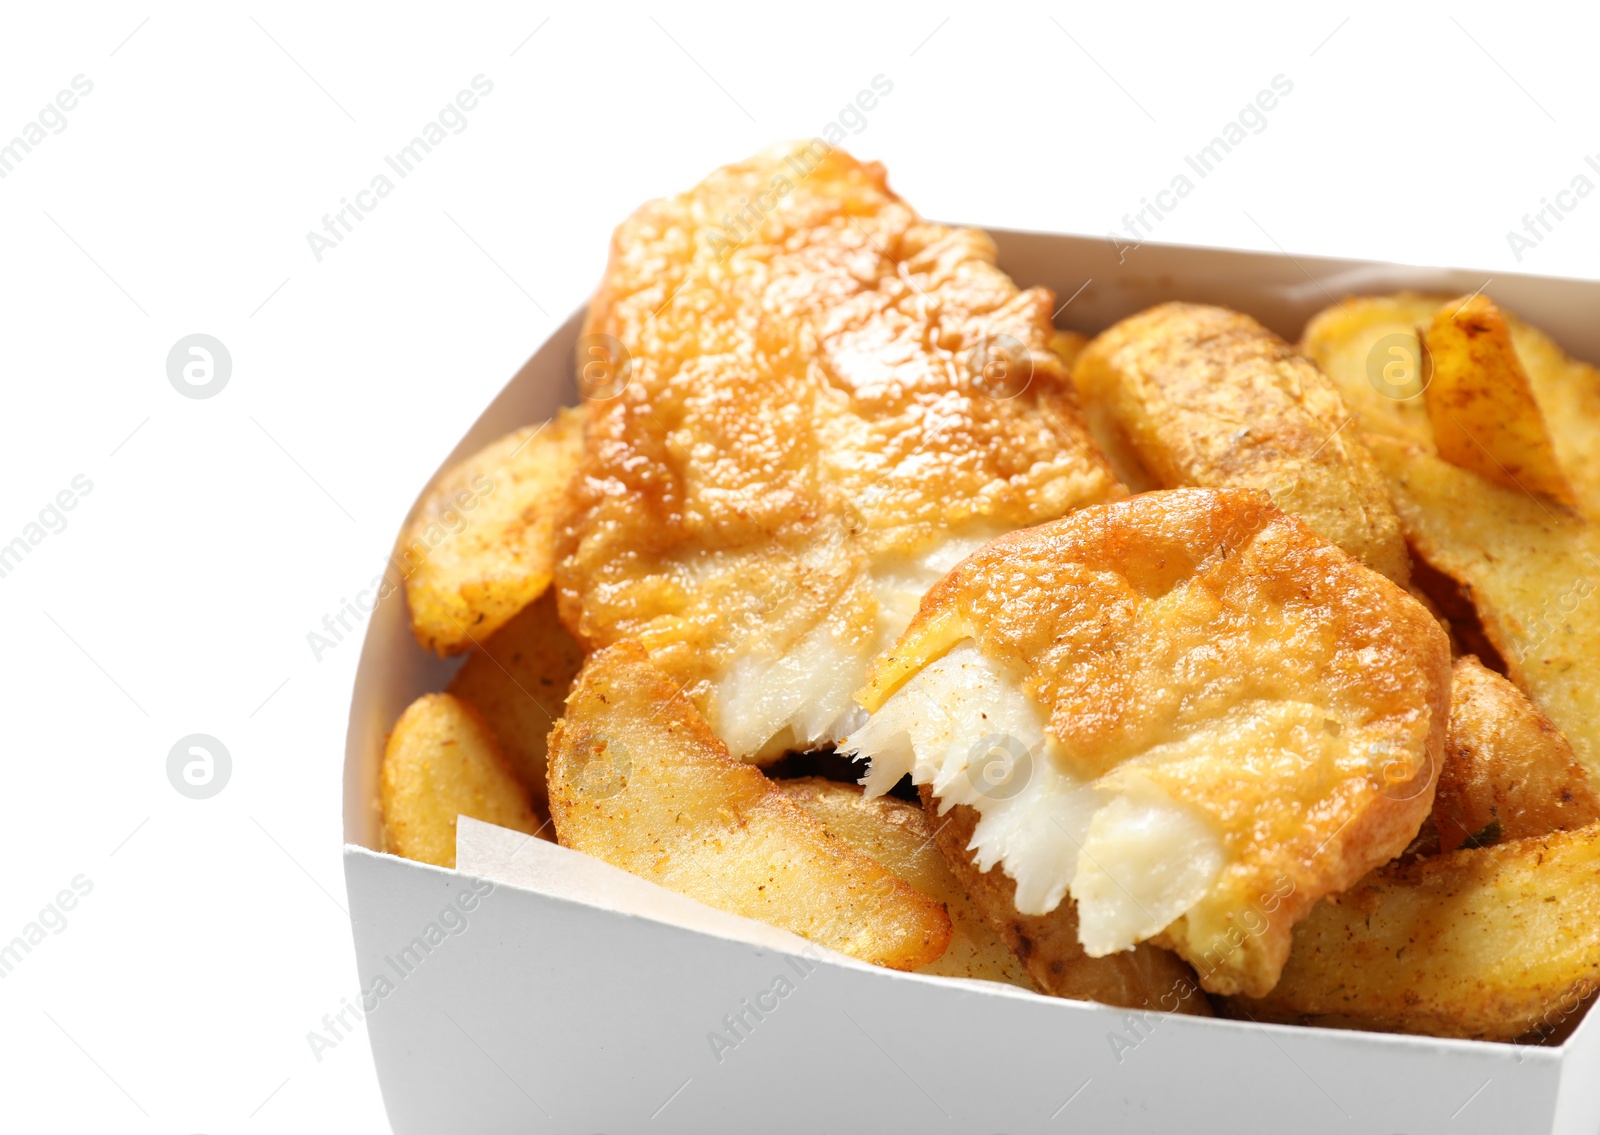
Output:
(847, 488), (1450, 997)
(921, 789), (1209, 1012)
(1074, 302), (1409, 583)
(555, 144), (1120, 761)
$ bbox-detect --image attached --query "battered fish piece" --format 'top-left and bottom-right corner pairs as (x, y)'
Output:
(556, 144), (1119, 761)
(1074, 303), (1408, 583)
(921, 789), (1209, 1012)
(847, 488), (1451, 997)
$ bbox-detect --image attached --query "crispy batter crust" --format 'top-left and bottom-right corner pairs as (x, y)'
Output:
(863, 487), (1451, 996)
(1076, 303), (1408, 583)
(555, 145), (1118, 743)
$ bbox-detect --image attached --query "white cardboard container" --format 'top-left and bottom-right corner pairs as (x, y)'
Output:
(344, 230), (1600, 1135)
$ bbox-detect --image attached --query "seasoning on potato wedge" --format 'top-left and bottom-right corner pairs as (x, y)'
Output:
(547, 641), (952, 970)
(1370, 435), (1600, 783)
(447, 591), (586, 809)
(1421, 294), (1575, 506)
(1434, 656), (1599, 853)
(775, 777), (1033, 988)
(381, 692), (542, 869)
(1228, 822), (1600, 1041)
(1074, 302), (1408, 583)
(403, 407), (584, 656)
(1300, 292), (1600, 518)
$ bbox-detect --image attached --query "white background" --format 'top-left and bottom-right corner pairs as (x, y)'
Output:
(1, 2), (1595, 1131)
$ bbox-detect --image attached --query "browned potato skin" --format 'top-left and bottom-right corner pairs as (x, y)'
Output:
(404, 407), (585, 656)
(776, 778), (1033, 988)
(381, 693), (542, 869)
(1300, 292), (1600, 519)
(1227, 823), (1600, 1041)
(1435, 656), (1599, 853)
(447, 591), (586, 811)
(548, 642), (952, 970)
(1422, 295), (1575, 505)
(1369, 435), (1600, 784)
(1298, 293), (1437, 447)
(1075, 302), (1409, 583)
(920, 790), (1209, 1013)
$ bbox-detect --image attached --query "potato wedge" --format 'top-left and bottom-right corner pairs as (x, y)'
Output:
(1301, 292), (1600, 517)
(447, 591), (586, 810)
(1227, 823), (1600, 1040)
(921, 790), (1210, 1014)
(1513, 316), (1600, 519)
(1422, 295), (1575, 505)
(381, 693), (542, 868)
(1297, 293), (1439, 446)
(547, 642), (952, 970)
(1075, 302), (1408, 582)
(775, 778), (1032, 988)
(1370, 435), (1600, 783)
(1435, 655), (1599, 853)
(403, 407), (585, 655)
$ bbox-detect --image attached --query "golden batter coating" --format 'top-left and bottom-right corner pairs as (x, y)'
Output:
(1075, 303), (1409, 584)
(852, 488), (1450, 997)
(555, 144), (1119, 760)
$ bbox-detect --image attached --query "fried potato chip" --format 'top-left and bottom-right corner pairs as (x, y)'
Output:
(547, 642), (952, 970)
(775, 777), (1032, 988)
(381, 693), (542, 869)
(921, 790), (1208, 1012)
(1228, 823), (1600, 1040)
(447, 591), (586, 810)
(1369, 435), (1600, 783)
(1297, 293), (1439, 446)
(1435, 656), (1599, 853)
(1422, 295), (1575, 505)
(1513, 317), (1600, 518)
(849, 488), (1450, 997)
(1301, 292), (1600, 517)
(1075, 302), (1409, 582)
(404, 407), (585, 655)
